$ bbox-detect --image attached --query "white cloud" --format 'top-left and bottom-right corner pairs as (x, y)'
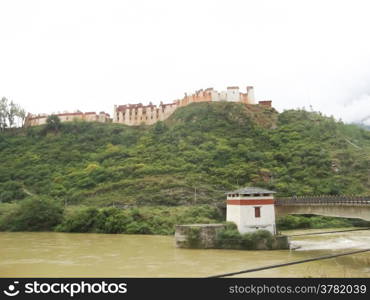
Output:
(338, 94), (370, 124)
(0, 0), (370, 123)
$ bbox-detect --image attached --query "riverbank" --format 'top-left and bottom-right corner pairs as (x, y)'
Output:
(1, 199), (369, 235)
(0, 201), (223, 234)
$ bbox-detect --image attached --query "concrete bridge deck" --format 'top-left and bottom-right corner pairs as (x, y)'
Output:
(275, 196), (370, 221)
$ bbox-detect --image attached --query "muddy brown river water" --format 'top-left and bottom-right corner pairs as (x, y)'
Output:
(1, 229), (369, 277)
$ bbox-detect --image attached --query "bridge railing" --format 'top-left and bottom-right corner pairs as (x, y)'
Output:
(275, 195), (370, 205)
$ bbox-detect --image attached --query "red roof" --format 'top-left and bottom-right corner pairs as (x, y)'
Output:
(56, 112), (83, 117)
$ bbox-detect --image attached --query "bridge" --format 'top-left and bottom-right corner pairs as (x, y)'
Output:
(210, 195), (370, 277)
(275, 196), (370, 221)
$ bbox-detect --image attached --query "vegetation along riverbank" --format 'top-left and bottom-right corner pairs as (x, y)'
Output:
(1, 102), (370, 235)
(0, 198), (369, 234)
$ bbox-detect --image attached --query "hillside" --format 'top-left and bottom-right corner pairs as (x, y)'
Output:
(1, 102), (370, 208)
(355, 123), (370, 131)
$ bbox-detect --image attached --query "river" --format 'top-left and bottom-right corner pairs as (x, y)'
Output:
(1, 229), (369, 277)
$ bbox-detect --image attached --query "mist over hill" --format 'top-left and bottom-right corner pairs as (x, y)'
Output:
(1, 102), (370, 207)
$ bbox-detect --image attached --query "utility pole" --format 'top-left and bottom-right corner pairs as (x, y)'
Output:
(194, 186), (197, 204)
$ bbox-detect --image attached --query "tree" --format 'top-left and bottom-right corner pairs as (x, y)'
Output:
(7, 100), (17, 128)
(0, 97), (27, 130)
(14, 103), (26, 127)
(1, 197), (64, 231)
(0, 97), (7, 131)
(45, 115), (62, 132)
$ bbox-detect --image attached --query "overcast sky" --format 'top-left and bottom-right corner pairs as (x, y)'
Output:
(1, 0), (369, 124)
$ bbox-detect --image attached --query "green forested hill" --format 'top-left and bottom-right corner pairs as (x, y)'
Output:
(1, 102), (370, 208)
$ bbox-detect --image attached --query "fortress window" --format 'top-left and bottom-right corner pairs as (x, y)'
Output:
(254, 207), (261, 218)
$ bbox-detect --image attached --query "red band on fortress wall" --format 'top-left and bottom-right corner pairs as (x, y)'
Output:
(226, 199), (275, 205)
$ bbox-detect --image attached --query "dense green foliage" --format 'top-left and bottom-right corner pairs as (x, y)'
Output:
(56, 204), (221, 235)
(1, 102), (370, 208)
(45, 115), (62, 132)
(276, 214), (370, 230)
(215, 223), (275, 250)
(0, 197), (63, 231)
(0, 201), (222, 234)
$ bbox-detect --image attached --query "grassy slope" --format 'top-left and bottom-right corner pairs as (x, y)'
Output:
(1, 102), (370, 208)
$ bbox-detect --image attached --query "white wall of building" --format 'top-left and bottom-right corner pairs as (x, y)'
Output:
(227, 87), (240, 102)
(210, 90), (220, 101)
(247, 86), (256, 104)
(226, 202), (276, 235)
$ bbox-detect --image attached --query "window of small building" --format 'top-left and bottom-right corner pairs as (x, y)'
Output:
(253, 193), (261, 197)
(254, 207), (261, 218)
(263, 193), (271, 196)
(243, 194), (251, 197)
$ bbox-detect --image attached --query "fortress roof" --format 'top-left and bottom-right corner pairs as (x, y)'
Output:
(57, 112), (83, 117)
(226, 187), (276, 194)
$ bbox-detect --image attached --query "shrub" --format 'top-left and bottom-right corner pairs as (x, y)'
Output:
(216, 228), (243, 249)
(0, 181), (27, 202)
(250, 230), (273, 248)
(56, 207), (99, 232)
(186, 227), (202, 248)
(0, 196), (63, 231)
(45, 115), (62, 132)
(216, 227), (274, 250)
(103, 212), (133, 233)
(276, 215), (367, 230)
